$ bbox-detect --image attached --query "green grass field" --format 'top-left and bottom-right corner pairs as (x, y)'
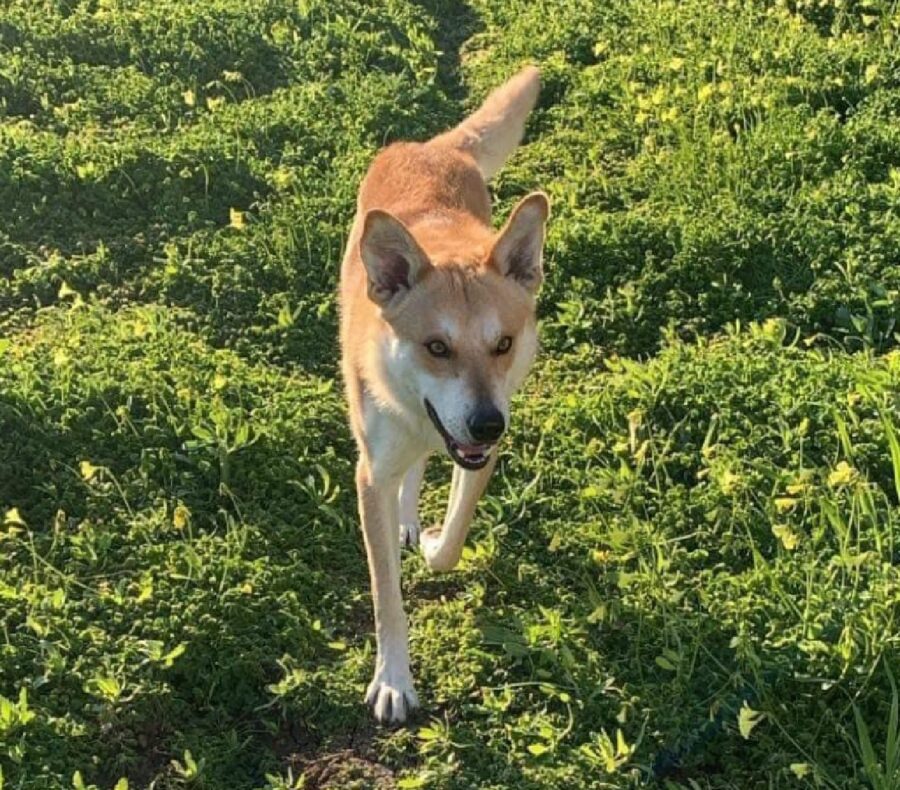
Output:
(2, 0), (900, 787)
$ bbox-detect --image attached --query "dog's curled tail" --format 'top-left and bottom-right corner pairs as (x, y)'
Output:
(433, 66), (540, 181)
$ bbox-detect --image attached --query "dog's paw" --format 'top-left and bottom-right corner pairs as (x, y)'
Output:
(366, 667), (419, 724)
(399, 518), (421, 548)
(420, 527), (458, 572)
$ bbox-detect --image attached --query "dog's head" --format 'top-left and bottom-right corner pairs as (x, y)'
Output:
(360, 193), (549, 469)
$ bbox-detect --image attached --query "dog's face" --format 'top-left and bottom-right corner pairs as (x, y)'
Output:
(360, 193), (549, 469)
(386, 266), (538, 469)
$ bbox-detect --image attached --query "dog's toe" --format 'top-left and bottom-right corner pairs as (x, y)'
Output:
(366, 670), (419, 724)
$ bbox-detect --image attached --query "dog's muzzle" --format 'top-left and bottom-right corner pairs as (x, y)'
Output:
(424, 399), (494, 470)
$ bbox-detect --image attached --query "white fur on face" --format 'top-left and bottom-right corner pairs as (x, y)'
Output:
(380, 305), (537, 446)
(439, 315), (461, 340)
(385, 332), (477, 444)
(478, 311), (502, 347)
(424, 373), (477, 443)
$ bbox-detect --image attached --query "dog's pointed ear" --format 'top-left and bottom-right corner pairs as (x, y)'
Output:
(488, 192), (550, 293)
(360, 210), (431, 307)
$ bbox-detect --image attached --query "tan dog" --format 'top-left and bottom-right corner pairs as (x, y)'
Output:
(339, 67), (548, 723)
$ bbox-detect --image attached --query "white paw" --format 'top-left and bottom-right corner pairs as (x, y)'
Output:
(420, 527), (457, 572)
(399, 518), (420, 548)
(366, 666), (419, 724)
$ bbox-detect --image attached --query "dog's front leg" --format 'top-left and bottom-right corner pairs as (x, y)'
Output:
(356, 456), (419, 723)
(421, 454), (497, 572)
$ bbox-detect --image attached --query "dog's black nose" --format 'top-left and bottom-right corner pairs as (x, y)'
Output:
(467, 404), (505, 443)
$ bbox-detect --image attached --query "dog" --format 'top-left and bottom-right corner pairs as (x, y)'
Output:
(338, 66), (549, 723)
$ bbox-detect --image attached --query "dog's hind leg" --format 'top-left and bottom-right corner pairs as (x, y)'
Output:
(398, 455), (427, 548)
(420, 455), (497, 572)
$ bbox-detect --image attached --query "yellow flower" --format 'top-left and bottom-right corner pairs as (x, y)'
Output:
(272, 167), (294, 189)
(697, 83), (715, 103)
(661, 107), (681, 123)
(791, 764), (812, 779)
(80, 460), (99, 481)
(229, 208), (245, 230)
(772, 524), (800, 550)
(828, 461), (856, 487)
(76, 162), (97, 180)
(173, 504), (190, 530)
(786, 469), (813, 495)
(774, 497), (798, 513)
(719, 470), (741, 495)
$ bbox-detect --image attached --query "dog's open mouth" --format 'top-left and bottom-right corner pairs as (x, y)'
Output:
(424, 399), (493, 470)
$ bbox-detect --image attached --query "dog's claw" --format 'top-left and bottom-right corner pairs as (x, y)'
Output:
(399, 519), (420, 548)
(366, 669), (419, 724)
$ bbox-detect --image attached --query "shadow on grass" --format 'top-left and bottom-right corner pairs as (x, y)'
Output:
(2, 148), (266, 264)
(411, 0), (483, 104)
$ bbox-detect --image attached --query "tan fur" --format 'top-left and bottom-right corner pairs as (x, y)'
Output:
(338, 66), (548, 724)
(432, 65), (542, 179)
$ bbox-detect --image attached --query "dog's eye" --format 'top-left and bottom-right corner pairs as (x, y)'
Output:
(495, 336), (513, 355)
(425, 340), (450, 358)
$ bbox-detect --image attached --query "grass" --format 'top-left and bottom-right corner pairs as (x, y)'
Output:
(1, 0), (899, 787)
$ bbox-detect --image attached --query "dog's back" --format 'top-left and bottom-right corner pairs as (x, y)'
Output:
(357, 64), (541, 221)
(341, 66), (541, 364)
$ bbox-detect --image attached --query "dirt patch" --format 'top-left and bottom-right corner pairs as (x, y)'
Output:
(288, 749), (395, 789)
